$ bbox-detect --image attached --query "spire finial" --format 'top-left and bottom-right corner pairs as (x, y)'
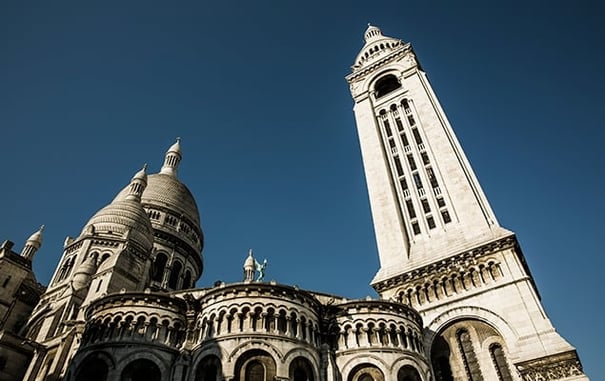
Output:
(160, 138), (183, 177)
(126, 165), (148, 201)
(243, 248), (256, 282)
(21, 225), (45, 260)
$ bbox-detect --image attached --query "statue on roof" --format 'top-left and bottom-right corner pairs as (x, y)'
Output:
(254, 258), (268, 282)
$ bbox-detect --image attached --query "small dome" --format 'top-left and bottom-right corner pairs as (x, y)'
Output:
(83, 199), (154, 251)
(166, 138), (182, 155)
(352, 25), (404, 71)
(244, 250), (255, 269)
(132, 164), (148, 183)
(364, 24), (384, 42)
(26, 225), (44, 247)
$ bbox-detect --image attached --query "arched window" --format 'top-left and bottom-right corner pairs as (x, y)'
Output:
(290, 357), (315, 381)
(397, 365), (422, 381)
(151, 253), (168, 282)
(234, 350), (276, 381)
(375, 74), (401, 98)
(195, 355), (222, 381)
(121, 359), (160, 381)
(456, 328), (483, 381)
(75, 355), (110, 381)
(490, 343), (513, 381)
(168, 261), (182, 289)
(246, 360), (265, 381)
(347, 364), (384, 381)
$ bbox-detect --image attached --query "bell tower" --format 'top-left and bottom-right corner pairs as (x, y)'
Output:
(347, 25), (587, 380)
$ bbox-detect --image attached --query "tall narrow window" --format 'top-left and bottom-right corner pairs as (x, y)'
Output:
(389, 139), (396, 149)
(437, 197), (446, 208)
(412, 128), (422, 144)
(456, 329), (483, 381)
(421, 199), (431, 213)
(408, 115), (416, 126)
(441, 210), (452, 224)
(168, 261), (183, 289)
(407, 155), (417, 171)
(394, 157), (404, 177)
(427, 167), (439, 188)
(400, 178), (408, 191)
(490, 344), (513, 381)
(412, 222), (421, 235)
(401, 132), (410, 147)
(421, 152), (430, 165)
(395, 118), (404, 132)
(384, 119), (392, 137)
(413, 173), (423, 189)
(427, 216), (436, 229)
(406, 200), (416, 219)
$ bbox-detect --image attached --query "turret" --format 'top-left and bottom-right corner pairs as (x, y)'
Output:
(20, 225), (44, 261)
(243, 249), (255, 282)
(159, 137), (182, 177)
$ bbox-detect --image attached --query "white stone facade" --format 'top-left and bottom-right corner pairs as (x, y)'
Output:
(347, 25), (587, 381)
(0, 25), (587, 381)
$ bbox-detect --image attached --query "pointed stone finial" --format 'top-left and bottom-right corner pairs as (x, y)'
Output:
(160, 138), (182, 177)
(21, 225), (45, 261)
(126, 165), (148, 201)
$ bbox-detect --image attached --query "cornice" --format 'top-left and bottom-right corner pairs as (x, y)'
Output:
(346, 43), (412, 83)
(372, 235), (518, 292)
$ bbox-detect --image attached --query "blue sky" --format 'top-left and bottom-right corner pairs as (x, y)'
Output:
(1, 0), (603, 377)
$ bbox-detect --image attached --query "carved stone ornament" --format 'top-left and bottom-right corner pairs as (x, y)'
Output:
(516, 351), (585, 381)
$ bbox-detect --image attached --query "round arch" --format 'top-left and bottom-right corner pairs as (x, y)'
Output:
(195, 354), (222, 381)
(121, 359), (161, 381)
(282, 348), (320, 380)
(340, 355), (389, 381)
(424, 306), (518, 353)
(233, 349), (277, 381)
(347, 363), (385, 381)
(397, 364), (422, 381)
(116, 350), (169, 381)
(74, 351), (115, 381)
(227, 339), (284, 363)
(289, 356), (316, 381)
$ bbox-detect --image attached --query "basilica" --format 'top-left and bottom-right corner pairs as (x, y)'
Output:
(0, 26), (587, 381)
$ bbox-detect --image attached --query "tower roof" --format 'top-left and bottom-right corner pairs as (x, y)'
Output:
(352, 25), (406, 72)
(160, 138), (183, 177)
(26, 225), (44, 247)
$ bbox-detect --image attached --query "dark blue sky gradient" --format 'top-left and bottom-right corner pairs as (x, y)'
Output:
(1, 1), (603, 377)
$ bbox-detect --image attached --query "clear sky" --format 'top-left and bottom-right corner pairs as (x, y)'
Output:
(1, 0), (603, 377)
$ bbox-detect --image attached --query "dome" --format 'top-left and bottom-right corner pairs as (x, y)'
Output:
(244, 250), (255, 269)
(113, 173), (201, 228)
(83, 199), (154, 251)
(352, 25), (405, 71)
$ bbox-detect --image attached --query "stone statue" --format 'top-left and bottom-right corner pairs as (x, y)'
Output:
(254, 258), (268, 281)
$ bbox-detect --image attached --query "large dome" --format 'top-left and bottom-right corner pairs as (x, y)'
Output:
(113, 173), (200, 228)
(82, 199), (154, 251)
